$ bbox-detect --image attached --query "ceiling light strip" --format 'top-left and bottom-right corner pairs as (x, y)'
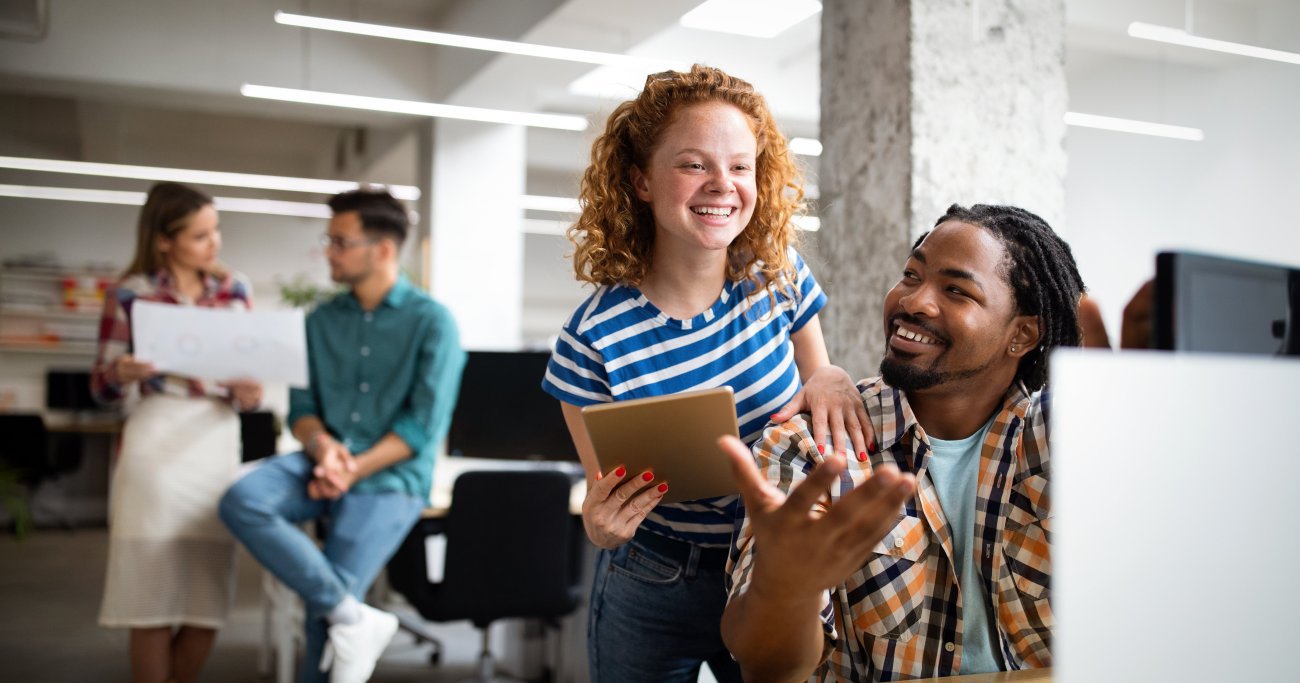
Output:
(0, 183), (333, 218)
(275, 11), (664, 69)
(521, 194), (581, 213)
(788, 137), (823, 157)
(1064, 112), (1204, 141)
(241, 84), (589, 131)
(521, 195), (821, 231)
(1128, 22), (1300, 66)
(0, 155), (420, 200)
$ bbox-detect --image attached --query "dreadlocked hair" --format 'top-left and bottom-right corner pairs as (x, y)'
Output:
(933, 204), (1085, 392)
(568, 64), (806, 301)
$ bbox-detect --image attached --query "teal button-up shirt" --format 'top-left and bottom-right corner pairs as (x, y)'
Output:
(289, 274), (465, 498)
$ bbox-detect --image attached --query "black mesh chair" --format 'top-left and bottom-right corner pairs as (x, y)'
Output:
(388, 469), (584, 682)
(0, 414), (48, 534)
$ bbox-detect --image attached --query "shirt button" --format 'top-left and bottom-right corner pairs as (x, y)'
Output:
(364, 312), (373, 323)
(360, 346), (370, 357)
(894, 537), (905, 549)
(350, 412), (361, 423)
(945, 642), (955, 653)
(359, 382), (370, 393)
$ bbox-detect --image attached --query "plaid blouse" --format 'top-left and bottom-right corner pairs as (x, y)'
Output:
(728, 377), (1053, 681)
(91, 269), (252, 405)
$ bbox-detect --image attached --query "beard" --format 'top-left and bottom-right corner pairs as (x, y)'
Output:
(880, 355), (945, 392)
(880, 354), (990, 393)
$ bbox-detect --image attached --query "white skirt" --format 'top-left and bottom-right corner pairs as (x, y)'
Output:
(99, 394), (241, 629)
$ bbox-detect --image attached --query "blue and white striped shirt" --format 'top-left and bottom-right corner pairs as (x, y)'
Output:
(542, 250), (826, 546)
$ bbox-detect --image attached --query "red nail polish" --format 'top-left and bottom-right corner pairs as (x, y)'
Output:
(857, 451), (867, 462)
(657, 483), (668, 493)
(816, 444), (825, 455)
(642, 471), (654, 482)
(769, 414), (779, 421)
(868, 441), (877, 455)
(614, 466), (626, 478)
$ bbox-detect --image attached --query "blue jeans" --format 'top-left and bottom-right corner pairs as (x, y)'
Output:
(588, 530), (744, 683)
(218, 452), (424, 683)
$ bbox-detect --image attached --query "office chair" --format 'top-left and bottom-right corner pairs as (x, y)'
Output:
(387, 469), (584, 683)
(0, 414), (47, 533)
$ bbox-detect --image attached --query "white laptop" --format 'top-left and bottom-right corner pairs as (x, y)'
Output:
(1050, 350), (1300, 682)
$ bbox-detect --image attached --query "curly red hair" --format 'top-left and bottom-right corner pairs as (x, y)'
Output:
(569, 64), (807, 297)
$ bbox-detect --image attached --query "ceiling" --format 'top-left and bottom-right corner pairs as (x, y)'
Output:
(0, 0), (1295, 190)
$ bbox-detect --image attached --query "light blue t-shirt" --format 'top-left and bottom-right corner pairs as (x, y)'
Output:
(926, 417), (1004, 674)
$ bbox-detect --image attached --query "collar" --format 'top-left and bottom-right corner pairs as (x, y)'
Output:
(343, 273), (413, 310)
(868, 377), (1034, 456)
(152, 268), (221, 301)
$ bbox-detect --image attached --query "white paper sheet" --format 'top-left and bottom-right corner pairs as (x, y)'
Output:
(131, 301), (308, 387)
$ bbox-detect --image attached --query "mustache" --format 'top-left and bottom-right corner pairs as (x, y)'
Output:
(888, 313), (950, 344)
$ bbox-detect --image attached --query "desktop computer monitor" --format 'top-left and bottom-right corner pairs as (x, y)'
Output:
(45, 369), (98, 411)
(1153, 251), (1299, 355)
(446, 350), (578, 462)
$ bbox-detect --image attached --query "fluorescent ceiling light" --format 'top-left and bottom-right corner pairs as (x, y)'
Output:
(521, 195), (820, 231)
(792, 216), (820, 232)
(680, 0), (822, 39)
(1064, 112), (1204, 141)
(521, 195), (581, 213)
(242, 84), (588, 131)
(523, 218), (571, 236)
(1128, 22), (1300, 66)
(789, 137), (823, 157)
(0, 155), (419, 200)
(275, 11), (666, 69)
(0, 184), (333, 218)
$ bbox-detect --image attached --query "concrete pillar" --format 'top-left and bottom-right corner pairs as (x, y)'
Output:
(817, 0), (1067, 377)
(424, 118), (526, 350)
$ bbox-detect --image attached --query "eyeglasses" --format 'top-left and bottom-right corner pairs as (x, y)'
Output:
(319, 234), (378, 251)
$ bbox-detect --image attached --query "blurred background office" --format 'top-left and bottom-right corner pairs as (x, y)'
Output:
(1, 0), (1297, 681)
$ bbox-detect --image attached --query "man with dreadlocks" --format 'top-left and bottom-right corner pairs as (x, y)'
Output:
(719, 204), (1083, 682)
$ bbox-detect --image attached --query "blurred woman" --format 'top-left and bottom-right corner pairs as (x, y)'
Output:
(94, 182), (262, 683)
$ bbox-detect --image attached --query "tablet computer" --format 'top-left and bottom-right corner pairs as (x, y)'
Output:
(580, 386), (740, 505)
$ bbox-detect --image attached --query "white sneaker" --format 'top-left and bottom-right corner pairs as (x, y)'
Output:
(319, 603), (399, 683)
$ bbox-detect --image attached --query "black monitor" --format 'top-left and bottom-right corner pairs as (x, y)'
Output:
(1154, 251), (1299, 356)
(45, 369), (98, 411)
(446, 350), (579, 462)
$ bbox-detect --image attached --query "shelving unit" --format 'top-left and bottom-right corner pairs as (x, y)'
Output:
(0, 265), (115, 358)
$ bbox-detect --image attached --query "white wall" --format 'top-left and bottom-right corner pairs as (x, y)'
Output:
(1065, 20), (1300, 339)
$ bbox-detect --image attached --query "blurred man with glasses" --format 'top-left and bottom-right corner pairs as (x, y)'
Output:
(221, 189), (466, 683)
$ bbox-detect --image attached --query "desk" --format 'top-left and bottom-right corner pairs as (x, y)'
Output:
(912, 669), (1050, 683)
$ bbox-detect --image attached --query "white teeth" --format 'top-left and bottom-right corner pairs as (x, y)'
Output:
(895, 326), (938, 345)
(693, 206), (732, 217)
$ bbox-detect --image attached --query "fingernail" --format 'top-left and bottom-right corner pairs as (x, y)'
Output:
(641, 471), (654, 482)
(657, 483), (669, 493)
(816, 444), (825, 455)
(614, 466), (626, 478)
(769, 414), (779, 420)
(868, 441), (877, 455)
(857, 451), (867, 462)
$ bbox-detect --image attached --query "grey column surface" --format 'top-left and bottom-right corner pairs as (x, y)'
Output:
(816, 0), (1066, 378)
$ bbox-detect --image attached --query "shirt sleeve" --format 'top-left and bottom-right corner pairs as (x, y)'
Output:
(727, 415), (838, 645)
(540, 307), (612, 407)
(789, 249), (827, 332)
(90, 283), (135, 405)
(389, 303), (467, 454)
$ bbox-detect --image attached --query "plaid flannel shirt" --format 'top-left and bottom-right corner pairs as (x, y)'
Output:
(91, 269), (252, 406)
(728, 376), (1053, 681)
